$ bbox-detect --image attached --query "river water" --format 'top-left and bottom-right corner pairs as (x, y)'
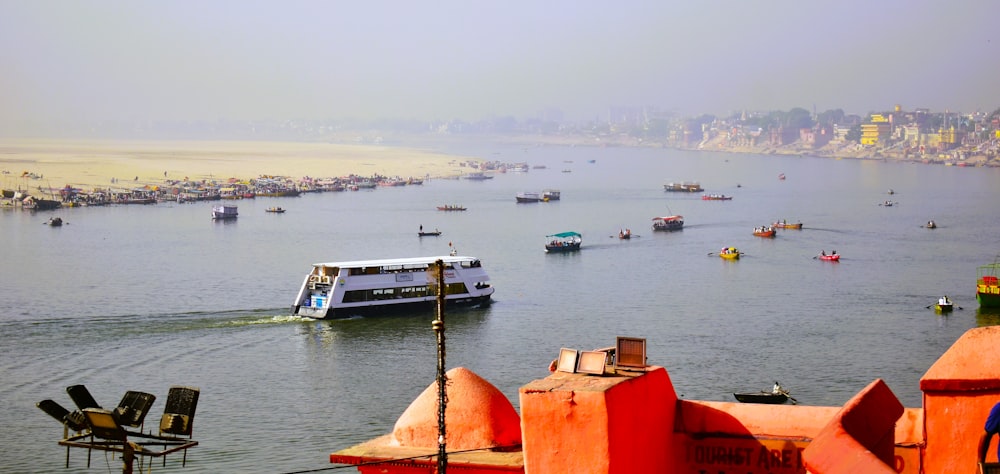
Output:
(3, 142), (1000, 473)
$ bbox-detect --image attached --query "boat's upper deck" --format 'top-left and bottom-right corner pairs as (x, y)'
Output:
(311, 255), (484, 271)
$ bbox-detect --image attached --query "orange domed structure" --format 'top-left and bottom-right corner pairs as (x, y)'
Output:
(392, 367), (521, 450)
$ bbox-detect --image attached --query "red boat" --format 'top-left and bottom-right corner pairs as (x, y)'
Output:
(819, 252), (840, 261)
(701, 194), (732, 201)
(753, 226), (776, 238)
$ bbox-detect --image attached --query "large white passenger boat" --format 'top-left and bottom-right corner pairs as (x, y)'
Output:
(291, 256), (495, 319)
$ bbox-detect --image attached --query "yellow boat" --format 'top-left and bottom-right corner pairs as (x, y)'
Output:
(719, 247), (740, 260)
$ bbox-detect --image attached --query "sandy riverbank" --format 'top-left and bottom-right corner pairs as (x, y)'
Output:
(0, 138), (473, 190)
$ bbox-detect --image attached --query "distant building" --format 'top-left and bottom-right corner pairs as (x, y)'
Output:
(861, 114), (892, 146)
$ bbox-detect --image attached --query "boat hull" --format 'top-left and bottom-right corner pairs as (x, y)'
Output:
(773, 222), (803, 229)
(295, 294), (492, 320)
(978, 293), (1000, 307)
(935, 304), (954, 313)
(819, 254), (840, 261)
(545, 243), (581, 252)
(733, 392), (788, 404)
(516, 194), (541, 203)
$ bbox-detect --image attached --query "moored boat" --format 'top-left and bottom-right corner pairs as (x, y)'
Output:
(545, 232), (582, 253)
(462, 172), (493, 180)
(290, 256), (494, 319)
(212, 204), (238, 220)
(265, 206), (285, 213)
(719, 247), (740, 260)
(651, 215), (684, 231)
(977, 256), (1000, 308)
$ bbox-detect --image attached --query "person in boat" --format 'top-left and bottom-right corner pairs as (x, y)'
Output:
(772, 382), (783, 394)
(939, 296), (950, 306)
(979, 401), (1000, 465)
(832, 250), (837, 255)
(821, 250), (826, 256)
(420, 225), (423, 232)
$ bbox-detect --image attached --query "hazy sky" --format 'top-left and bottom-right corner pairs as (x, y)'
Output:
(2, 0), (999, 124)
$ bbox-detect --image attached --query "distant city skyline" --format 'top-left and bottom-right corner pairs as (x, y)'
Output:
(2, 0), (999, 130)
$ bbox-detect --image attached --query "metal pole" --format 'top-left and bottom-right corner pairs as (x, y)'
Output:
(432, 259), (448, 473)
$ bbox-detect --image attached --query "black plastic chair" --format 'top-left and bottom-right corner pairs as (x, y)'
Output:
(158, 386), (200, 466)
(159, 386), (199, 438)
(114, 391), (156, 430)
(66, 384), (101, 411)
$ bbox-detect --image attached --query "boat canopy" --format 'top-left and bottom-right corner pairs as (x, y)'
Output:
(652, 215), (682, 221)
(546, 231), (581, 238)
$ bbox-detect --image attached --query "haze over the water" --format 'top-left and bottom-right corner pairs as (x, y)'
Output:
(2, 0), (998, 128)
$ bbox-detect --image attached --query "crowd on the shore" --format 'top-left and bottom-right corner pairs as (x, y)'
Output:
(0, 173), (434, 210)
(0, 158), (536, 210)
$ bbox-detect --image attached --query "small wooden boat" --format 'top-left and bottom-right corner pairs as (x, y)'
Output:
(418, 230), (442, 237)
(701, 194), (732, 201)
(818, 253), (840, 261)
(719, 247), (740, 260)
(46, 217), (63, 227)
(734, 382), (794, 404)
(437, 205), (466, 211)
(772, 221), (803, 229)
(734, 391), (789, 404)
(925, 220), (937, 229)
(618, 229), (632, 240)
(753, 226), (776, 238)
(935, 296), (953, 313)
(266, 207), (285, 213)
